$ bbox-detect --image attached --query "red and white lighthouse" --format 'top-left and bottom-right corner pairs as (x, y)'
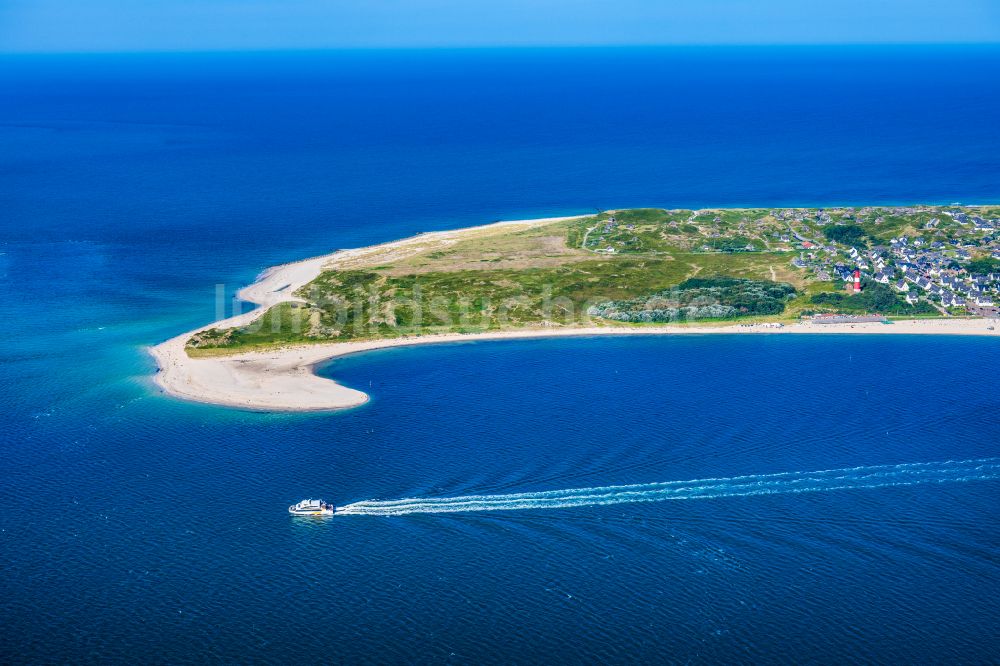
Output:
(853, 269), (862, 293)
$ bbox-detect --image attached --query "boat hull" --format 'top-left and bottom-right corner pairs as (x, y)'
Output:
(288, 507), (335, 516)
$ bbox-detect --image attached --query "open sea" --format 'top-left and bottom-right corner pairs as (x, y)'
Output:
(2, 47), (999, 663)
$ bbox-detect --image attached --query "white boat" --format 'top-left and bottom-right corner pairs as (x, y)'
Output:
(288, 499), (336, 516)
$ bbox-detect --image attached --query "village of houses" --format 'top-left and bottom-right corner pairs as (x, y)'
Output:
(784, 207), (1000, 317)
(579, 205), (1000, 319)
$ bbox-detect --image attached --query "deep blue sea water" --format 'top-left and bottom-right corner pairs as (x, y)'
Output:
(1, 47), (999, 663)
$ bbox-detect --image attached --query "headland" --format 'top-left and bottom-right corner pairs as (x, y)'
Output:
(150, 207), (1000, 411)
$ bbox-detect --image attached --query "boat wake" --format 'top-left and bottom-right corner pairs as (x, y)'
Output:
(336, 458), (1000, 517)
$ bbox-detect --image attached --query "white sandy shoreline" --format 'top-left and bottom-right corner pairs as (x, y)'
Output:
(149, 215), (1000, 412)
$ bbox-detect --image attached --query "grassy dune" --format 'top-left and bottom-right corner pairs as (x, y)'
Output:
(188, 206), (970, 355)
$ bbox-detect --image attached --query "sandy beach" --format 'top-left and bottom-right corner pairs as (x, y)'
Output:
(149, 216), (1000, 412)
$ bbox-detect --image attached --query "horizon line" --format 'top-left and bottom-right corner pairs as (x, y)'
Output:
(4, 41), (1000, 57)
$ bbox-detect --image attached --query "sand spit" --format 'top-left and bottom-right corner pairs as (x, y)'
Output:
(149, 216), (999, 412)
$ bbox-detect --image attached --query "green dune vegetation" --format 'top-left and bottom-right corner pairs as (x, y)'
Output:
(187, 205), (995, 355)
(588, 277), (797, 323)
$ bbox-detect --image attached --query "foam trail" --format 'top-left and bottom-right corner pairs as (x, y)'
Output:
(336, 458), (1000, 517)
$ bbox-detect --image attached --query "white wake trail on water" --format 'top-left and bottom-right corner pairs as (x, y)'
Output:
(336, 458), (1000, 517)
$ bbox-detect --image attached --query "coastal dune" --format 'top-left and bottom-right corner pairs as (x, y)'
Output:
(150, 216), (1000, 412)
(149, 216), (586, 410)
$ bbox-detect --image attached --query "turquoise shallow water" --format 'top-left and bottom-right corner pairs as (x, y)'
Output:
(2, 48), (1000, 663)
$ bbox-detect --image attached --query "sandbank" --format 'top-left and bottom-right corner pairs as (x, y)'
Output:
(149, 216), (999, 412)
